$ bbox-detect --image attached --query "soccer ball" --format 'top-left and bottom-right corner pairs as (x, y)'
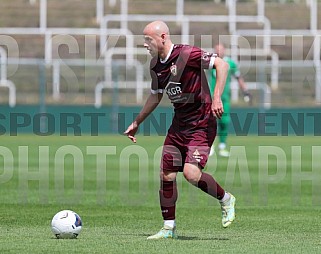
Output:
(51, 210), (82, 239)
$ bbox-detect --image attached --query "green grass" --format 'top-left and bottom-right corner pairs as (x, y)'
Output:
(0, 135), (320, 253)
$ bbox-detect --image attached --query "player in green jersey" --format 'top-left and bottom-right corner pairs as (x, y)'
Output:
(209, 44), (252, 157)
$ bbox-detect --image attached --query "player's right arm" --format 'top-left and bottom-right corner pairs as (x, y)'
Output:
(124, 92), (163, 143)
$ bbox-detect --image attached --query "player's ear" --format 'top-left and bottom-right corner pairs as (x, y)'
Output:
(161, 33), (166, 44)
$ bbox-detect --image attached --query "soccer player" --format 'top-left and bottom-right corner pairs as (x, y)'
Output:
(209, 44), (252, 157)
(124, 21), (236, 240)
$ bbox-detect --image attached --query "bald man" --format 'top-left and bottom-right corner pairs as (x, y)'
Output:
(124, 21), (236, 239)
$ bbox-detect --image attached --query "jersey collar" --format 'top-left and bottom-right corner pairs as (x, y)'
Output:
(160, 44), (174, 64)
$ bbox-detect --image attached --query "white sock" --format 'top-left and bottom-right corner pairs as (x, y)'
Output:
(164, 220), (175, 228)
(219, 192), (231, 204)
(218, 143), (226, 150)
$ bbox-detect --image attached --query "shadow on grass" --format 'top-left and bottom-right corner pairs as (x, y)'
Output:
(106, 232), (230, 241)
(177, 236), (229, 241)
(139, 234), (229, 241)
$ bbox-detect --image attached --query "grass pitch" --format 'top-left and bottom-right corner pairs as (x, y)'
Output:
(0, 134), (320, 253)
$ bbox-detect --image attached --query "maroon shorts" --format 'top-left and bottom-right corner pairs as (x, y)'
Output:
(161, 124), (216, 172)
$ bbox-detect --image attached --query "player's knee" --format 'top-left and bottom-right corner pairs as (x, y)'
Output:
(160, 169), (177, 182)
(183, 169), (201, 185)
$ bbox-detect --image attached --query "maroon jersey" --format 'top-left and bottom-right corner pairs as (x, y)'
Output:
(150, 44), (216, 131)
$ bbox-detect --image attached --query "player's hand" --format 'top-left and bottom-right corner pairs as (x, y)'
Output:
(124, 121), (138, 143)
(243, 90), (252, 105)
(212, 97), (224, 119)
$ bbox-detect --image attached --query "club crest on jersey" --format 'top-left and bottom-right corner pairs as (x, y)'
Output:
(170, 63), (177, 76)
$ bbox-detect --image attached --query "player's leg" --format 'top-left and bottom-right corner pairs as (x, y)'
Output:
(159, 170), (178, 224)
(183, 162), (227, 200)
(183, 162), (224, 198)
(183, 162), (236, 228)
(147, 169), (178, 240)
(147, 139), (182, 240)
(185, 125), (236, 228)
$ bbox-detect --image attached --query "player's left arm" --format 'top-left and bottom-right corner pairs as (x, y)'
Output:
(184, 46), (228, 118)
(212, 57), (228, 119)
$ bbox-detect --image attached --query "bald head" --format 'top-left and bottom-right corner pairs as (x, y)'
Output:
(143, 21), (173, 59)
(143, 21), (170, 37)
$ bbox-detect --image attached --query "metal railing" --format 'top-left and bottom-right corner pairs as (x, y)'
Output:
(0, 0), (319, 106)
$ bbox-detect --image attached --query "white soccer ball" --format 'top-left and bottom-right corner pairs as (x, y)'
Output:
(51, 210), (82, 239)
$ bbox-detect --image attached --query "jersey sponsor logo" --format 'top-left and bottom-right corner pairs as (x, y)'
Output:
(165, 82), (191, 103)
(165, 81), (182, 96)
(166, 84), (182, 96)
(165, 81), (186, 103)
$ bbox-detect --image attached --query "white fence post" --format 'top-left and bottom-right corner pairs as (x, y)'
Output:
(40, 0), (47, 32)
(0, 47), (16, 107)
(52, 61), (60, 100)
(314, 35), (321, 103)
(96, 0), (104, 23)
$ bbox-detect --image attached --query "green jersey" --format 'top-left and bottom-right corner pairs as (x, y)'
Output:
(209, 56), (240, 100)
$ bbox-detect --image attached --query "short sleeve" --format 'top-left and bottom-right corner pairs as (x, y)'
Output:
(150, 64), (163, 94)
(183, 46), (216, 70)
